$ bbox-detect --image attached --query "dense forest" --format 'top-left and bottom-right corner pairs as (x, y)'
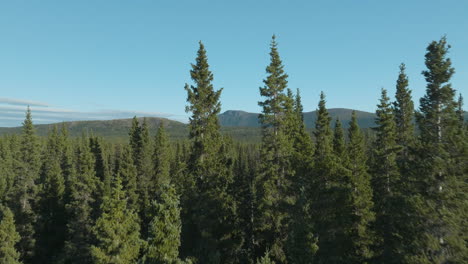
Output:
(0, 36), (466, 264)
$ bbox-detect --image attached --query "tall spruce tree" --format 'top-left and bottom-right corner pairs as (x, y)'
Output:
(411, 36), (467, 262)
(333, 118), (346, 160)
(144, 183), (182, 264)
(35, 126), (67, 263)
(91, 177), (141, 264)
(184, 41), (238, 263)
(116, 145), (139, 213)
(311, 93), (350, 263)
(8, 107), (40, 263)
(0, 205), (22, 264)
(63, 136), (100, 264)
(256, 35), (295, 263)
(392, 63), (415, 172)
(344, 111), (375, 263)
(153, 122), (171, 189)
(371, 89), (404, 263)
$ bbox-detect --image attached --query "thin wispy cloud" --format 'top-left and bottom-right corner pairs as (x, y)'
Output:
(0, 97), (49, 107)
(0, 97), (186, 127)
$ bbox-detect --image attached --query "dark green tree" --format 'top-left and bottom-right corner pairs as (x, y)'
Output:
(63, 136), (100, 264)
(8, 107), (41, 262)
(311, 93), (349, 263)
(411, 36), (467, 262)
(35, 126), (67, 263)
(371, 89), (403, 263)
(184, 41), (238, 263)
(333, 118), (346, 160)
(91, 177), (141, 264)
(256, 35), (295, 263)
(115, 145), (139, 213)
(144, 183), (181, 264)
(344, 111), (375, 263)
(153, 122), (171, 189)
(392, 63), (415, 172)
(0, 205), (22, 264)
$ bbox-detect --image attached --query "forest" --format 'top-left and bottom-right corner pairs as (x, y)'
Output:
(0, 36), (466, 264)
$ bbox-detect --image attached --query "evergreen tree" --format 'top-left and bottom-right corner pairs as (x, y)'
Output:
(184, 41), (238, 263)
(333, 118), (346, 160)
(116, 145), (139, 213)
(35, 126), (67, 263)
(255, 35), (295, 263)
(344, 111), (375, 263)
(286, 89), (317, 264)
(91, 177), (141, 264)
(63, 136), (100, 264)
(233, 146), (256, 264)
(0, 205), (22, 264)
(392, 63), (415, 172)
(411, 36), (467, 262)
(89, 136), (112, 198)
(371, 89), (403, 263)
(8, 107), (40, 262)
(256, 251), (275, 264)
(311, 92), (349, 263)
(144, 183), (181, 264)
(153, 122), (171, 188)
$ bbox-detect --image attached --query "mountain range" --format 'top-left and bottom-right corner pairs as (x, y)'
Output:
(0, 108), (466, 142)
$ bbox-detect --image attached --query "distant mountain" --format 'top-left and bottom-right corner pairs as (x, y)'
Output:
(219, 108), (378, 128)
(1, 109), (466, 143)
(0, 117), (188, 141)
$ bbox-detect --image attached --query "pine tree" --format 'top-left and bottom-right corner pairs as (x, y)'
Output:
(63, 136), (100, 264)
(333, 118), (346, 160)
(115, 145), (139, 213)
(392, 63), (415, 172)
(311, 92), (349, 263)
(233, 145), (256, 264)
(371, 89), (404, 263)
(144, 183), (181, 264)
(89, 136), (112, 198)
(8, 107), (40, 262)
(35, 126), (67, 263)
(91, 177), (141, 264)
(0, 205), (22, 264)
(256, 250), (275, 264)
(256, 35), (295, 263)
(411, 36), (467, 262)
(286, 89), (317, 264)
(344, 111), (375, 263)
(184, 41), (238, 263)
(153, 122), (171, 189)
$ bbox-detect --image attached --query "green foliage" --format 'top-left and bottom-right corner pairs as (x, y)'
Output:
(145, 184), (181, 264)
(115, 145), (139, 212)
(91, 177), (141, 264)
(371, 89), (405, 263)
(184, 41), (238, 263)
(344, 111), (375, 263)
(35, 126), (67, 263)
(8, 107), (41, 262)
(63, 136), (100, 263)
(0, 205), (22, 264)
(256, 250), (275, 264)
(256, 36), (295, 263)
(410, 36), (467, 262)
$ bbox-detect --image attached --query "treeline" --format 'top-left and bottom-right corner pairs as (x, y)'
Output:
(0, 36), (466, 264)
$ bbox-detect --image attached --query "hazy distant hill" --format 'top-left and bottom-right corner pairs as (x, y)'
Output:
(219, 108), (378, 128)
(1, 109), (466, 143)
(0, 117), (188, 141)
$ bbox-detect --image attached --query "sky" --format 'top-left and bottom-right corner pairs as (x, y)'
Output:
(0, 0), (467, 127)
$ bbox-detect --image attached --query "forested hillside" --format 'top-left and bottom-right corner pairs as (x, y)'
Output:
(0, 36), (466, 264)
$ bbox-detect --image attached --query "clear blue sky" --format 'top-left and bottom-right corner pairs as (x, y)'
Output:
(1, 0), (467, 126)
